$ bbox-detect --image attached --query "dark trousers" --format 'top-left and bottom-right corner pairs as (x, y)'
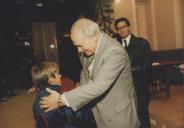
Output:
(134, 75), (151, 128)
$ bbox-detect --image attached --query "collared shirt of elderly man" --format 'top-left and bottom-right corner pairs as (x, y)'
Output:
(40, 18), (139, 128)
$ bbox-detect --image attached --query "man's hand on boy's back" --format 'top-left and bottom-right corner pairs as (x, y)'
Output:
(40, 88), (61, 112)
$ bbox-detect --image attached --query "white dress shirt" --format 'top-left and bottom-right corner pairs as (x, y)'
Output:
(121, 34), (131, 48)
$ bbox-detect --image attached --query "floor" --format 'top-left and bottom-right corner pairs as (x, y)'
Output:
(0, 85), (183, 128)
(0, 90), (35, 128)
(149, 85), (184, 128)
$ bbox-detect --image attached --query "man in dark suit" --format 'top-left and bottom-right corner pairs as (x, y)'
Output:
(114, 17), (153, 128)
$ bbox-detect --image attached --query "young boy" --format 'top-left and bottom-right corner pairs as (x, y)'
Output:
(31, 61), (94, 128)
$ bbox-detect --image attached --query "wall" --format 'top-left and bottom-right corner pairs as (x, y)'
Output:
(173, 0), (183, 48)
(113, 0), (137, 34)
(144, 0), (157, 49)
(154, 0), (176, 50)
(113, 0), (184, 50)
(182, 0), (184, 38)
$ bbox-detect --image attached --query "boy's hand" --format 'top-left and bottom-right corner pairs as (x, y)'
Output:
(40, 88), (60, 112)
(27, 87), (36, 94)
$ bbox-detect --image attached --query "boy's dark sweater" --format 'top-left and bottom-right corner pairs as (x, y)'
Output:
(33, 85), (94, 128)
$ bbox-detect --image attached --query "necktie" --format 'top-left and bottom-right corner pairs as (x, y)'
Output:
(124, 40), (128, 48)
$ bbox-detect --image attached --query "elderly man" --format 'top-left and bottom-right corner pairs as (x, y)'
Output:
(40, 18), (139, 128)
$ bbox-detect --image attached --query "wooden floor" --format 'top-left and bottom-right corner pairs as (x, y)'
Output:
(0, 85), (183, 128)
(149, 85), (184, 128)
(0, 90), (35, 128)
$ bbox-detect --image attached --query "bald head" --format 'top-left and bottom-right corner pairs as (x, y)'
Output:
(70, 18), (101, 56)
(70, 18), (101, 45)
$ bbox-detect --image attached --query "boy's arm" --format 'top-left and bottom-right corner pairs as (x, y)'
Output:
(27, 86), (36, 94)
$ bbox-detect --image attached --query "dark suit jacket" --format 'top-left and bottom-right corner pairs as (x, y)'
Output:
(115, 34), (153, 88)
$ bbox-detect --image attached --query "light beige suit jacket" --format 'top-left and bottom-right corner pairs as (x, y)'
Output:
(64, 33), (139, 128)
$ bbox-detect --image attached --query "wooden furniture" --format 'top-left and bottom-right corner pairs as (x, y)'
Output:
(151, 60), (183, 98)
(151, 48), (184, 98)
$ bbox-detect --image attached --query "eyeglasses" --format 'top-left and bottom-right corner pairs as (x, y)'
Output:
(116, 25), (128, 30)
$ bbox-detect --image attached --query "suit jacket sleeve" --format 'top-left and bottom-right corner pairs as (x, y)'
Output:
(141, 38), (152, 69)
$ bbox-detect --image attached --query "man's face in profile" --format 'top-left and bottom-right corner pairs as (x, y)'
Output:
(116, 21), (130, 38)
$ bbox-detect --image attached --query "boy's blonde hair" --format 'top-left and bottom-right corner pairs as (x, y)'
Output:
(31, 61), (59, 89)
